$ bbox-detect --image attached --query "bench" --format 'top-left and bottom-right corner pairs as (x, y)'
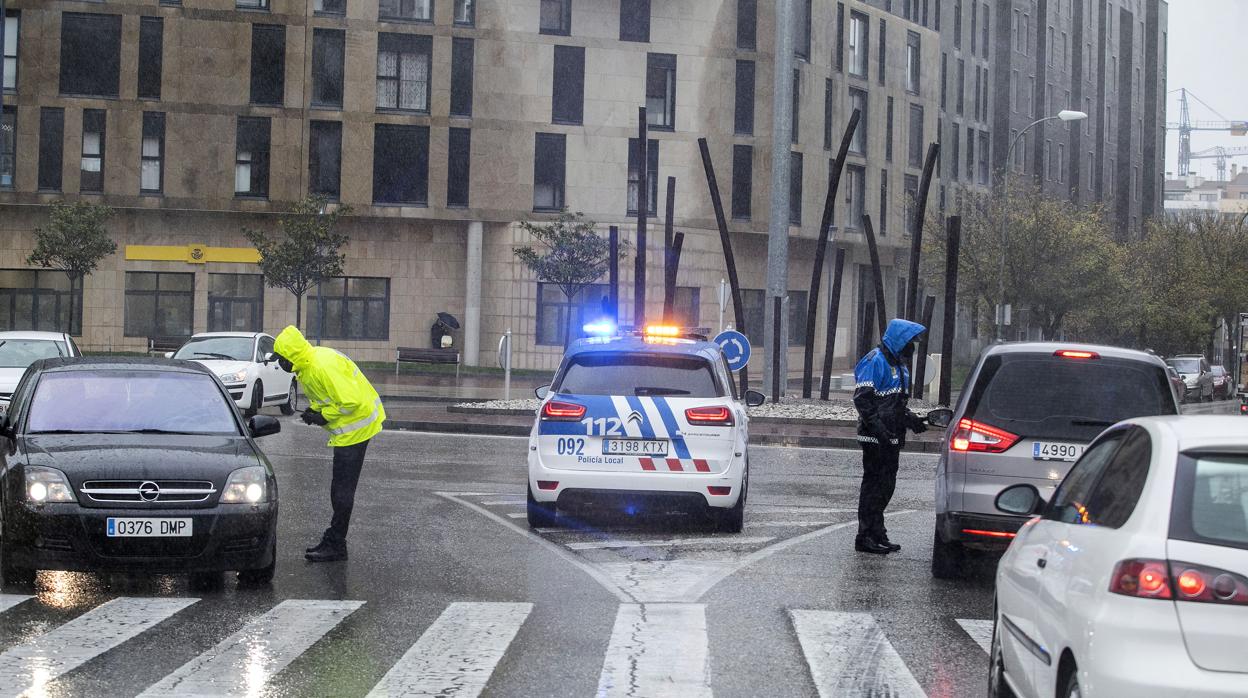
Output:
(149, 336), (189, 356)
(395, 346), (461, 378)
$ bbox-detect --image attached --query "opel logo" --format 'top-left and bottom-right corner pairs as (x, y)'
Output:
(626, 411), (644, 426)
(138, 481), (161, 502)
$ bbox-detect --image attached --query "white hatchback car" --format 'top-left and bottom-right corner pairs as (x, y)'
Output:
(0, 331), (81, 406)
(990, 415), (1248, 698)
(170, 332), (296, 416)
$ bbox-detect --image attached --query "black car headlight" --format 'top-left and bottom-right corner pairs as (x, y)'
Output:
(25, 466), (76, 504)
(221, 466), (268, 503)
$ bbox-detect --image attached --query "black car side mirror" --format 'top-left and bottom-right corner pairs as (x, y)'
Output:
(926, 408), (954, 428)
(995, 483), (1045, 517)
(248, 415), (281, 439)
(744, 390), (766, 407)
(535, 385), (550, 400)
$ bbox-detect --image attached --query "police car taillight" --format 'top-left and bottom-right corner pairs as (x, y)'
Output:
(685, 406), (734, 426)
(542, 401), (586, 420)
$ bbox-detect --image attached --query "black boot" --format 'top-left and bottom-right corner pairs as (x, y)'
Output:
(878, 537), (902, 552)
(305, 542), (347, 562)
(305, 540), (329, 554)
(854, 536), (892, 555)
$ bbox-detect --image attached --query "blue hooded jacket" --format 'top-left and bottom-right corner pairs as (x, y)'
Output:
(853, 319), (927, 445)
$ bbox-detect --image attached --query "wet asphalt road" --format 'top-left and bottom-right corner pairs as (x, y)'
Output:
(1, 415), (1004, 697)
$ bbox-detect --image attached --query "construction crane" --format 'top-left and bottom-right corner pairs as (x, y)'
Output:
(1188, 146), (1248, 181)
(1167, 88), (1248, 176)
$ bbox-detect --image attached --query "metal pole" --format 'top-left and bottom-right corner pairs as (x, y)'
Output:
(772, 296), (783, 403)
(939, 216), (961, 406)
(635, 107), (648, 329)
(608, 226), (619, 324)
(504, 329), (512, 401)
(697, 138), (750, 394)
(819, 248), (846, 400)
(665, 232), (684, 325)
(764, 0), (796, 397)
(719, 278), (727, 332)
(862, 215), (888, 338)
(914, 295), (935, 400)
(907, 143), (940, 320)
(663, 176), (676, 322)
(998, 116), (1059, 340)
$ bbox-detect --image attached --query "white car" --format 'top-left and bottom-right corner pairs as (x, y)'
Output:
(0, 331), (81, 406)
(170, 332), (296, 416)
(990, 415), (1248, 698)
(527, 326), (765, 532)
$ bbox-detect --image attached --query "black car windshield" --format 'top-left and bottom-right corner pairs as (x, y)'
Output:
(172, 336), (254, 361)
(556, 353), (721, 397)
(0, 339), (66, 368)
(27, 370), (239, 435)
(1167, 358), (1200, 373)
(967, 354), (1176, 441)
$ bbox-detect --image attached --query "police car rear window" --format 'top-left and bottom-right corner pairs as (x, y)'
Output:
(556, 353), (721, 397)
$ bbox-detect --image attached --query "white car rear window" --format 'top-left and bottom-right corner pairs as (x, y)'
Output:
(556, 353), (721, 397)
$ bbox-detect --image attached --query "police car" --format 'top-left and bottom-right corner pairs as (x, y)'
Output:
(527, 324), (765, 532)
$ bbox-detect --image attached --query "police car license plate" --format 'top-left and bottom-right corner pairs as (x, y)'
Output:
(106, 518), (192, 537)
(602, 439), (669, 456)
(1032, 442), (1084, 462)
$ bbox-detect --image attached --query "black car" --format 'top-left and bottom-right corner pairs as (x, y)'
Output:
(0, 357), (280, 587)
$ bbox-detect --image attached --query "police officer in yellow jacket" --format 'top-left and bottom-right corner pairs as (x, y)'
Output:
(272, 325), (385, 562)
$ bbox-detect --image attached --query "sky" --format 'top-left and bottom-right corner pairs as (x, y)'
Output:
(1164, 0), (1248, 179)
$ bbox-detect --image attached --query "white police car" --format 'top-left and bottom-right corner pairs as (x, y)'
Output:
(527, 324), (765, 532)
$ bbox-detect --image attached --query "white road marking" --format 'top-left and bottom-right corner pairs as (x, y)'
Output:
(747, 520), (836, 527)
(0, 596), (197, 698)
(789, 610), (925, 698)
(596, 603), (711, 698)
(505, 512), (526, 519)
(0, 594), (33, 614)
(139, 599), (364, 697)
(956, 618), (993, 654)
(749, 505), (859, 514)
(596, 561), (736, 603)
(567, 536), (775, 550)
(367, 602), (531, 698)
(481, 499), (526, 506)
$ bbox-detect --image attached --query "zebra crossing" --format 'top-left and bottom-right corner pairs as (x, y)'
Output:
(0, 592), (993, 697)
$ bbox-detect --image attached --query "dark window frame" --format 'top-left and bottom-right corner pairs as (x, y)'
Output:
(848, 10), (869, 79)
(235, 116), (271, 198)
(308, 276), (391, 341)
(249, 24), (286, 106)
(619, 0), (651, 43)
(140, 111), (164, 194)
(311, 28), (345, 109)
(736, 0), (757, 50)
(795, 0), (812, 60)
(123, 271), (194, 338)
(552, 44), (585, 125)
(791, 68), (800, 144)
(0, 269), (83, 335)
(823, 78), (834, 150)
(453, 0), (475, 26)
(539, 0), (572, 36)
(734, 60), (755, 136)
(37, 107), (64, 192)
(0, 106), (14, 190)
(79, 108), (106, 194)
(450, 37), (474, 117)
(59, 12), (122, 98)
(447, 127), (471, 208)
(848, 87), (868, 154)
(844, 163), (865, 230)
(372, 123), (429, 205)
(731, 144), (752, 220)
(789, 151), (803, 226)
(645, 53), (676, 131)
(533, 132), (566, 212)
(3, 11), (19, 94)
(535, 282), (608, 346)
(908, 103), (924, 167)
(309, 120), (343, 199)
(906, 30), (921, 94)
(137, 16), (163, 100)
(627, 138), (658, 217)
(378, 0), (432, 22)
(376, 32), (432, 113)
(207, 273), (264, 333)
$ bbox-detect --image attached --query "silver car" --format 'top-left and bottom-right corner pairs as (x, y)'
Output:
(929, 342), (1179, 578)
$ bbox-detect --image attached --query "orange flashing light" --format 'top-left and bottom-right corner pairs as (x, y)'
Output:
(643, 325), (682, 337)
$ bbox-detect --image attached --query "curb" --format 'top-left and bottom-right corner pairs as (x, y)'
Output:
(379, 395), (492, 403)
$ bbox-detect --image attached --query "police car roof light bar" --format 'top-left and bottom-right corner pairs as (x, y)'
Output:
(583, 320), (617, 336)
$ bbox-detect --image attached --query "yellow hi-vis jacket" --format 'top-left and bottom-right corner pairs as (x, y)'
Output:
(273, 325), (385, 447)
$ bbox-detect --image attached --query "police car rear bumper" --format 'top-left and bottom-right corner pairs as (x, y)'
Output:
(529, 458), (744, 509)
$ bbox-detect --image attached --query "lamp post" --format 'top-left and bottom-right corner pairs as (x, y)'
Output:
(996, 109), (1088, 341)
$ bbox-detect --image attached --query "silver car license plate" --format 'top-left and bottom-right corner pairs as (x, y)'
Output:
(602, 439), (669, 456)
(1032, 442), (1084, 462)
(106, 518), (193, 537)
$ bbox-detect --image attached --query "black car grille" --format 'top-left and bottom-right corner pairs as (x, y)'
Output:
(80, 480), (217, 503)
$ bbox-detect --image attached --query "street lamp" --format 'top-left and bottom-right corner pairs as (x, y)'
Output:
(996, 109), (1088, 341)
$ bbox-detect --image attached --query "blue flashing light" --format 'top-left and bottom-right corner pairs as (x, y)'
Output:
(583, 320), (616, 336)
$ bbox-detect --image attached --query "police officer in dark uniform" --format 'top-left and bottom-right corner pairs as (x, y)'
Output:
(852, 318), (928, 554)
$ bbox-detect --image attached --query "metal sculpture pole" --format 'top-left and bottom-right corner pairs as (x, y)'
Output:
(772, 296), (783, 403)
(907, 143), (941, 320)
(663, 176), (676, 321)
(819, 247), (847, 400)
(608, 226), (620, 324)
(634, 107), (648, 328)
(939, 216), (961, 406)
(802, 109), (861, 397)
(697, 138), (750, 394)
(914, 295), (936, 400)
(665, 232), (685, 324)
(862, 215), (888, 338)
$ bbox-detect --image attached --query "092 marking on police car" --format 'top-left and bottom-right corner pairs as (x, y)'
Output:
(602, 438), (669, 456)
(106, 517), (193, 537)
(1032, 442), (1084, 462)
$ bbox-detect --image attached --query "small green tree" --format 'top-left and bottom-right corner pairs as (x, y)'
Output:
(514, 210), (627, 347)
(27, 200), (117, 336)
(244, 195), (353, 331)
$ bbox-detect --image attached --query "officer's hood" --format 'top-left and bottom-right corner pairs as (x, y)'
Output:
(273, 325), (315, 371)
(881, 318), (927, 355)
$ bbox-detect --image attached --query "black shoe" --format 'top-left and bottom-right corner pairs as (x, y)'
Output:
(854, 537), (892, 555)
(305, 541), (328, 554)
(305, 546), (347, 562)
(879, 538), (902, 552)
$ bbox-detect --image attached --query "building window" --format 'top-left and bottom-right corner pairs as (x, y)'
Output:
(835, 3), (845, 72)
(38, 108), (63, 192)
(849, 88), (867, 154)
(308, 277), (391, 341)
(731, 144), (752, 220)
(848, 12), (868, 79)
(372, 124), (428, 205)
(250, 24), (286, 105)
(627, 138), (658, 216)
(552, 45), (584, 125)
(208, 274), (264, 333)
(906, 31), (920, 94)
(795, 0), (811, 60)
(940, 53), (947, 109)
(791, 68), (800, 144)
(672, 287), (701, 327)
(235, 117), (270, 198)
(376, 33), (430, 112)
(536, 283), (608, 346)
(0, 107), (13, 189)
(1010, 70), (1017, 112)
(950, 127), (959, 180)
(735, 60), (755, 136)
(824, 79), (834, 150)
(0, 270), (83, 335)
(953, 0), (963, 48)
(1057, 142), (1066, 184)
(140, 112), (164, 194)
(312, 28), (345, 108)
(60, 13), (121, 98)
(646, 53), (676, 130)
(454, 0), (475, 25)
(3, 12), (18, 93)
(789, 151), (802, 226)
(956, 58), (965, 115)
(124, 272), (193, 338)
(740, 289), (764, 347)
(539, 0), (571, 36)
(879, 169), (888, 236)
(737, 0), (756, 50)
(237, 0), (270, 8)
(1044, 139), (1052, 180)
(309, 121), (342, 199)
(903, 174), (918, 235)
(908, 104), (923, 167)
(620, 0), (650, 42)
(885, 97), (894, 161)
(1047, 25), (1054, 67)
(137, 17), (162, 100)
(787, 290), (808, 346)
(80, 109), (105, 194)
(533, 132), (565, 211)
(845, 164), (864, 230)
(379, 0), (430, 21)
(314, 1), (346, 14)
(447, 127), (470, 207)
(965, 125), (974, 180)
(982, 4), (990, 59)
(450, 37), (474, 117)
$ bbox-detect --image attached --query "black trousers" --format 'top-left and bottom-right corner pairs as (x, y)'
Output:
(857, 441), (901, 541)
(322, 439), (371, 547)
